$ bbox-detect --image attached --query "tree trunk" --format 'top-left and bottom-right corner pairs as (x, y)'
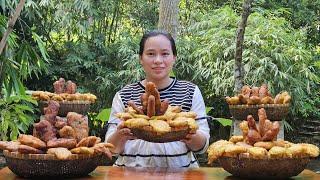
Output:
(158, 0), (180, 40)
(234, 0), (254, 93)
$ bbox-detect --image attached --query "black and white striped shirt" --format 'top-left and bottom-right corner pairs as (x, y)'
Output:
(106, 78), (210, 168)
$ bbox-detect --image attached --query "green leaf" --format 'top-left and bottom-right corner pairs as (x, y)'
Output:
(214, 118), (232, 127)
(96, 108), (111, 122)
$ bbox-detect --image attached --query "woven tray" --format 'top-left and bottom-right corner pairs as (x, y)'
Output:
(219, 156), (310, 179)
(130, 128), (190, 143)
(3, 150), (102, 178)
(39, 101), (91, 116)
(228, 104), (290, 121)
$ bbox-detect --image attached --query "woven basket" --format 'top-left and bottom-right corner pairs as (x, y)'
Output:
(219, 156), (310, 179)
(228, 104), (290, 121)
(130, 128), (190, 143)
(3, 150), (102, 178)
(39, 101), (91, 116)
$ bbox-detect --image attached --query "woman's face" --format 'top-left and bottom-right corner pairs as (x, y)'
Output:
(140, 35), (176, 81)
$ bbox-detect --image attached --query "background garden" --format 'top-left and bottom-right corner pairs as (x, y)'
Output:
(0, 0), (319, 162)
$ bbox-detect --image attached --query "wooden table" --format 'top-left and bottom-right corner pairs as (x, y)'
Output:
(0, 166), (319, 180)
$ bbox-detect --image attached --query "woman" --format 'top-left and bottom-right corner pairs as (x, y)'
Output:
(105, 30), (210, 167)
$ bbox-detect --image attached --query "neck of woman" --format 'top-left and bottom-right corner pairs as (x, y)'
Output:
(143, 77), (172, 90)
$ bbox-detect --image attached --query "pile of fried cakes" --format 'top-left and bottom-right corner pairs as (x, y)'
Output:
(207, 108), (319, 164)
(0, 101), (113, 160)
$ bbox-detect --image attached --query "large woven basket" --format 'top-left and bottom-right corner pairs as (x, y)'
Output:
(130, 128), (190, 143)
(219, 156), (310, 179)
(39, 101), (91, 116)
(3, 150), (102, 178)
(228, 104), (290, 121)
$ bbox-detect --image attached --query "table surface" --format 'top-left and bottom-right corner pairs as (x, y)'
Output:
(0, 166), (319, 180)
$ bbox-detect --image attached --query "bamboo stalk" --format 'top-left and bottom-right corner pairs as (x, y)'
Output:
(0, 0), (26, 55)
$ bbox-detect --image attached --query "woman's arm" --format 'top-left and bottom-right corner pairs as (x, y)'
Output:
(105, 92), (135, 154)
(182, 86), (210, 153)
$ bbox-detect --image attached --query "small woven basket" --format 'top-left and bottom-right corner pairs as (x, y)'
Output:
(219, 156), (310, 179)
(3, 150), (102, 178)
(228, 104), (290, 121)
(130, 128), (190, 143)
(39, 101), (91, 116)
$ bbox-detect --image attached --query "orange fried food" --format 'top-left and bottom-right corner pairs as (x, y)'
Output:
(258, 108), (267, 137)
(224, 144), (247, 157)
(47, 138), (77, 149)
(33, 120), (57, 142)
(299, 143), (319, 158)
(47, 147), (72, 160)
(92, 143), (114, 159)
(248, 147), (268, 159)
(18, 145), (44, 154)
(128, 100), (144, 115)
(229, 135), (244, 143)
(0, 141), (20, 152)
(70, 147), (95, 155)
(239, 121), (249, 141)
(149, 120), (171, 134)
(286, 144), (305, 158)
(59, 126), (76, 139)
(273, 139), (292, 148)
(115, 112), (134, 121)
(225, 96), (240, 105)
(174, 112), (197, 119)
(254, 141), (274, 150)
(207, 140), (234, 164)
(65, 80), (77, 94)
(246, 115), (261, 145)
(124, 118), (150, 128)
(261, 121), (280, 141)
(236, 142), (253, 149)
(268, 146), (287, 159)
(67, 112), (89, 142)
(53, 78), (66, 94)
(76, 136), (100, 148)
(18, 134), (46, 149)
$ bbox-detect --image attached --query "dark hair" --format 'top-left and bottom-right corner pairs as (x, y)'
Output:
(139, 30), (177, 56)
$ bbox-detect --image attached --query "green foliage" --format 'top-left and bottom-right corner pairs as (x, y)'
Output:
(0, 14), (49, 96)
(179, 6), (319, 119)
(0, 95), (38, 140)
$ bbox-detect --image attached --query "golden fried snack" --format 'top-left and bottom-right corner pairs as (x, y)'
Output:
(248, 147), (268, 159)
(168, 118), (189, 128)
(239, 121), (249, 140)
(254, 141), (274, 150)
(241, 85), (251, 97)
(268, 146), (287, 159)
(236, 142), (253, 149)
(18, 145), (44, 154)
(247, 96), (260, 105)
(174, 112), (197, 119)
(124, 118), (150, 128)
(39, 93), (50, 101)
(65, 80), (77, 94)
(59, 126), (76, 139)
(47, 147), (72, 160)
(76, 136), (99, 147)
(259, 84), (271, 98)
(225, 96), (240, 105)
(115, 112), (134, 121)
(286, 144), (305, 158)
(0, 141), (20, 152)
(207, 140), (234, 163)
(229, 135), (244, 143)
(238, 94), (249, 104)
(224, 144), (247, 157)
(260, 96), (274, 104)
(67, 112), (89, 142)
(132, 113), (150, 120)
(258, 108), (267, 137)
(251, 87), (260, 97)
(299, 143), (319, 158)
(51, 95), (63, 101)
(47, 138), (77, 149)
(149, 120), (171, 134)
(70, 147), (94, 155)
(18, 134), (46, 149)
(273, 139), (292, 148)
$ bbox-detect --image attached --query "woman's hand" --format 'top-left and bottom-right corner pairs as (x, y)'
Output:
(106, 121), (136, 154)
(115, 121), (136, 141)
(181, 130), (206, 152)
